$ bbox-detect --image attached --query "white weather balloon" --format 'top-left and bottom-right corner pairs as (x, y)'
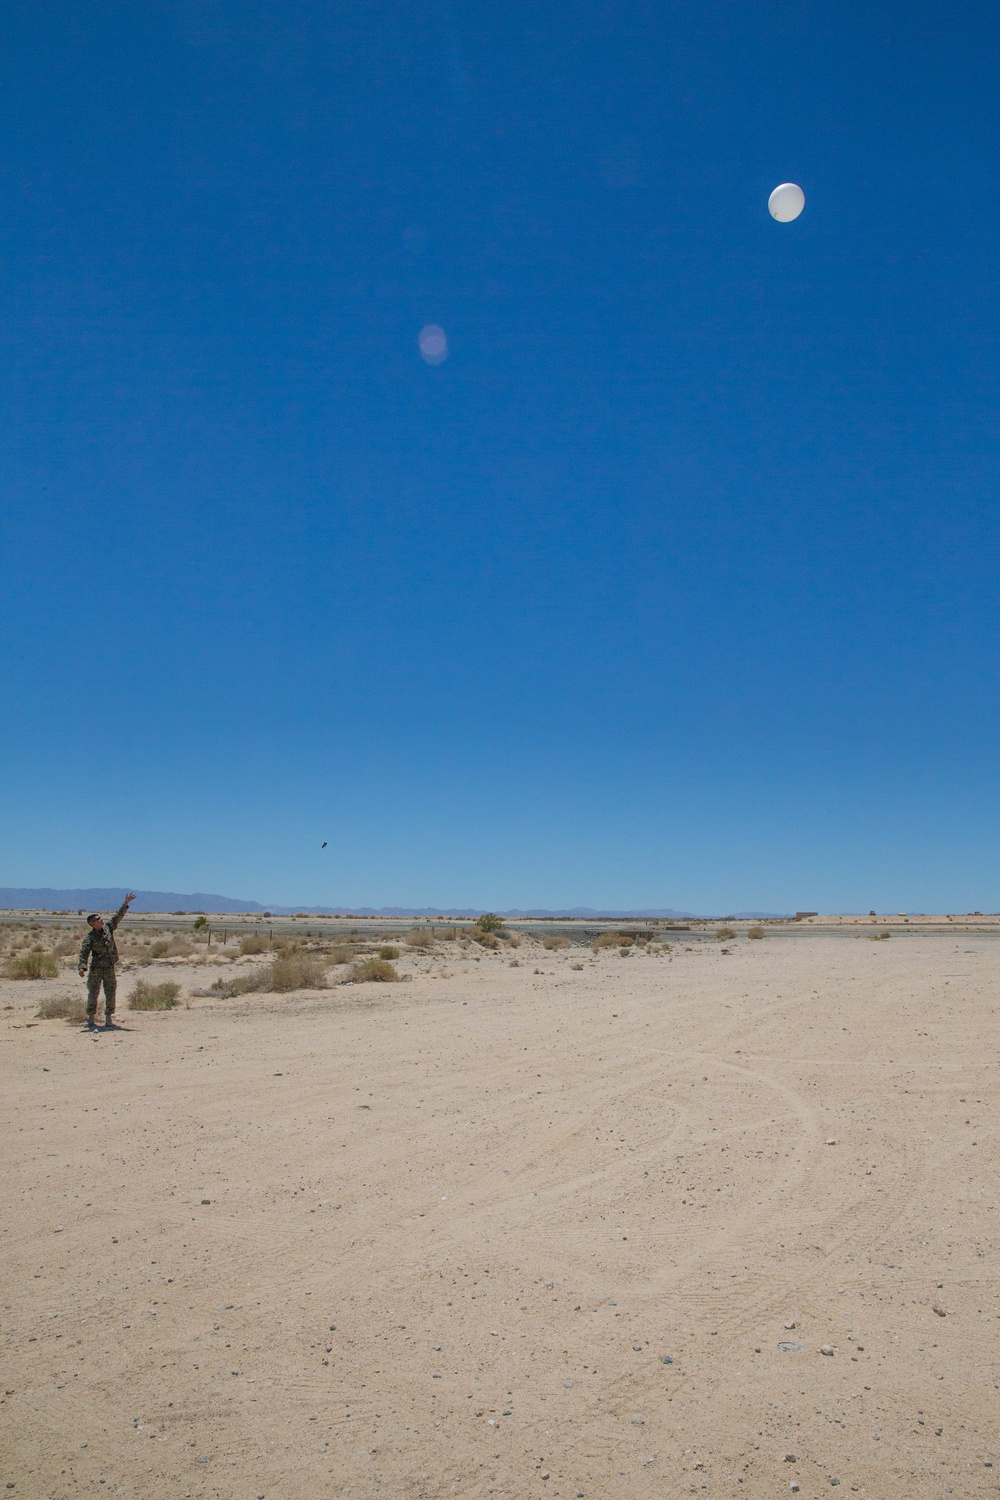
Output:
(768, 182), (805, 222)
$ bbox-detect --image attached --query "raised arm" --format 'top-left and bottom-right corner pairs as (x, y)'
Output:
(107, 892), (136, 932)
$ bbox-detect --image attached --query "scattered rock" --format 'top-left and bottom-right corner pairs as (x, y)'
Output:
(825, 1138), (837, 1145)
(630, 1414), (644, 1425)
(200, 1199), (211, 1205)
(932, 1302), (947, 1317)
(784, 1320), (797, 1329)
(784, 1454), (797, 1463)
(820, 1344), (835, 1356)
(661, 1355), (673, 1365)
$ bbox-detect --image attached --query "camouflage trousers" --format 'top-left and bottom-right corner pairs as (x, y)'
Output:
(86, 967), (117, 1020)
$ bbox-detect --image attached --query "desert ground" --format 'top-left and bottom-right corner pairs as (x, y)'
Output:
(1, 917), (998, 1499)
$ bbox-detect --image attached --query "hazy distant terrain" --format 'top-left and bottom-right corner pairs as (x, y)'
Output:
(0, 887), (789, 918)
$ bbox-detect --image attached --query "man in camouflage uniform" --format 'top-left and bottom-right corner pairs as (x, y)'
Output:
(77, 893), (136, 1029)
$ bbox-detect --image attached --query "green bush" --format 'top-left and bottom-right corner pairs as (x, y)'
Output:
(378, 945), (401, 959)
(268, 954), (328, 991)
(351, 958), (399, 983)
(476, 913), (504, 933)
(3, 951), (58, 979)
(128, 980), (181, 1010)
(192, 915), (208, 930)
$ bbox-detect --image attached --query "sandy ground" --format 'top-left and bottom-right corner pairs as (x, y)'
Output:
(2, 931), (998, 1500)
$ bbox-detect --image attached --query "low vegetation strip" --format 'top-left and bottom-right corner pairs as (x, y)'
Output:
(128, 980), (182, 1011)
(350, 958), (399, 983)
(3, 951), (59, 978)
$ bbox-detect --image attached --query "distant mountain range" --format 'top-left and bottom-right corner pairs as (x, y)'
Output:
(0, 887), (789, 919)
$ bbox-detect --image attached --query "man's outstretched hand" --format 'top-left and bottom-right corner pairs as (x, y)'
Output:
(125, 892), (136, 905)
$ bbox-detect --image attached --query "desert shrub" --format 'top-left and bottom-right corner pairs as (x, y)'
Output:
(716, 927), (736, 941)
(192, 915), (208, 930)
(351, 957), (399, 983)
(378, 945), (401, 960)
(543, 936), (571, 950)
(146, 939), (171, 959)
(747, 926), (764, 940)
(476, 913), (504, 933)
(128, 979), (181, 1010)
(328, 945), (355, 965)
(3, 951), (58, 979)
(509, 958), (521, 967)
(204, 971), (266, 998)
(405, 928), (434, 948)
(469, 928), (499, 948)
(240, 933), (273, 955)
(593, 931), (632, 951)
(53, 935), (79, 957)
(37, 993), (86, 1022)
(268, 954), (328, 991)
(869, 931), (892, 941)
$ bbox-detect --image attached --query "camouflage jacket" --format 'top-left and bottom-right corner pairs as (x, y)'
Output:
(78, 901), (129, 972)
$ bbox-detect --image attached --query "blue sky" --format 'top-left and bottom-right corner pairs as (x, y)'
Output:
(1, 0), (998, 913)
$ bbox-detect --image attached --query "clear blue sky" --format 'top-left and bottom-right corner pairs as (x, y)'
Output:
(2, 0), (998, 913)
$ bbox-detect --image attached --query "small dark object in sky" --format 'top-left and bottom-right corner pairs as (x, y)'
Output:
(321, 841), (327, 848)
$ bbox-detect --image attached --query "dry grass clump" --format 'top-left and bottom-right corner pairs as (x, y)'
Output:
(350, 957), (399, 983)
(869, 931), (892, 941)
(240, 933), (273, 956)
(52, 935), (80, 957)
(128, 979), (181, 1010)
(716, 926), (736, 941)
(37, 993), (87, 1023)
(378, 945), (401, 960)
(203, 970), (267, 999)
(405, 928), (434, 949)
(747, 925), (765, 940)
(327, 944), (355, 965)
(593, 931), (633, 951)
(268, 954), (328, 991)
(469, 929), (499, 948)
(570, 962), (584, 971)
(3, 951), (59, 979)
(543, 936), (571, 950)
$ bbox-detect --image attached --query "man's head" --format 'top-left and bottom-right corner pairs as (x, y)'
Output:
(87, 914), (104, 930)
